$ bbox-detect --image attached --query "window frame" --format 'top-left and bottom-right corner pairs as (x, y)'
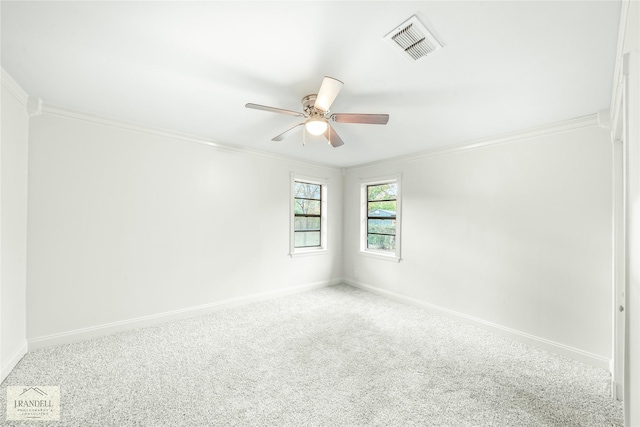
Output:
(290, 173), (328, 257)
(360, 174), (402, 262)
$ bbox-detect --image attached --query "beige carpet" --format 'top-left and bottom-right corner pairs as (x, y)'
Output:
(1, 284), (623, 426)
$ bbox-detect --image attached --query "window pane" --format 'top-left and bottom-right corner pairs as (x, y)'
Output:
(295, 217), (321, 231)
(368, 201), (396, 217)
(294, 182), (321, 200)
(367, 234), (396, 251)
(295, 199), (321, 215)
(368, 219), (396, 235)
(295, 231), (320, 247)
(368, 183), (397, 201)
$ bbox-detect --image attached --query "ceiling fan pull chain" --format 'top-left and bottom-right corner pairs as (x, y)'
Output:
(302, 126), (306, 146)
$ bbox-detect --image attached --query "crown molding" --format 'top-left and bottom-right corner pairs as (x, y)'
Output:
(609, 0), (631, 117)
(1, 67), (29, 107)
(40, 103), (343, 174)
(15, 80), (600, 174)
(27, 96), (43, 117)
(346, 114), (600, 172)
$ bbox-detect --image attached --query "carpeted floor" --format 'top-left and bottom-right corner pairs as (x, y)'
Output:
(1, 284), (624, 426)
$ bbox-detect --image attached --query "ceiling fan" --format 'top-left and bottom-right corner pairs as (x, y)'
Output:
(245, 76), (389, 148)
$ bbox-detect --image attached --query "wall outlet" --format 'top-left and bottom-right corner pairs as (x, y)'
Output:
(353, 270), (358, 278)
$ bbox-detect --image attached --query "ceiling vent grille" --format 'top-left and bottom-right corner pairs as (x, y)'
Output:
(384, 15), (443, 61)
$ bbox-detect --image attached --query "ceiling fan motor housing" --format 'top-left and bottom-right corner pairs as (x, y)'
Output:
(302, 94), (323, 116)
(301, 94), (328, 135)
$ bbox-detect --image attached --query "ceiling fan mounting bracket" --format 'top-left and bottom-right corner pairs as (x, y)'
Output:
(301, 94), (317, 109)
(302, 94), (324, 117)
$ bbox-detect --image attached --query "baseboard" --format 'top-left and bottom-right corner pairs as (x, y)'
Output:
(28, 279), (339, 351)
(612, 380), (624, 401)
(1, 341), (28, 384)
(344, 279), (611, 371)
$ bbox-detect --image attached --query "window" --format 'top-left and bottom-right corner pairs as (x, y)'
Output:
(294, 181), (321, 248)
(367, 183), (397, 250)
(361, 175), (401, 261)
(290, 174), (328, 256)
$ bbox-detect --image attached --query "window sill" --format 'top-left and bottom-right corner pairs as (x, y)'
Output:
(359, 250), (401, 263)
(289, 248), (329, 258)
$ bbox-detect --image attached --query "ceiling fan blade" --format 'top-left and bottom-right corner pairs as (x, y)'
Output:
(314, 76), (344, 112)
(272, 123), (304, 141)
(330, 113), (390, 125)
(324, 124), (345, 148)
(245, 103), (304, 117)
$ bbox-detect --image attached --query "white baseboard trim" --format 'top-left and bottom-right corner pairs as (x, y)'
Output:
(613, 381), (624, 401)
(1, 341), (28, 383)
(344, 279), (611, 371)
(28, 279), (339, 351)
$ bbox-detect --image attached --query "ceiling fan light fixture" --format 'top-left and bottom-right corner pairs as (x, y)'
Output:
(305, 118), (328, 136)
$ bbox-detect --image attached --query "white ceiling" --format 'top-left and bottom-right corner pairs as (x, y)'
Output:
(1, 1), (622, 168)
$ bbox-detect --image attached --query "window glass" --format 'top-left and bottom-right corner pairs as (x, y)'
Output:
(365, 182), (398, 253)
(294, 181), (322, 249)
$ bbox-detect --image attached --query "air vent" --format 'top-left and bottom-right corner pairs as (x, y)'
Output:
(384, 15), (443, 61)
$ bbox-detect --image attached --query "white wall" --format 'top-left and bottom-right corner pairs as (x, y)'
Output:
(343, 118), (613, 368)
(26, 109), (343, 346)
(1, 69), (29, 381)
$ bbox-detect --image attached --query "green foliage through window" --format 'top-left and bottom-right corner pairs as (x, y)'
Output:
(367, 183), (397, 251)
(294, 181), (321, 248)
